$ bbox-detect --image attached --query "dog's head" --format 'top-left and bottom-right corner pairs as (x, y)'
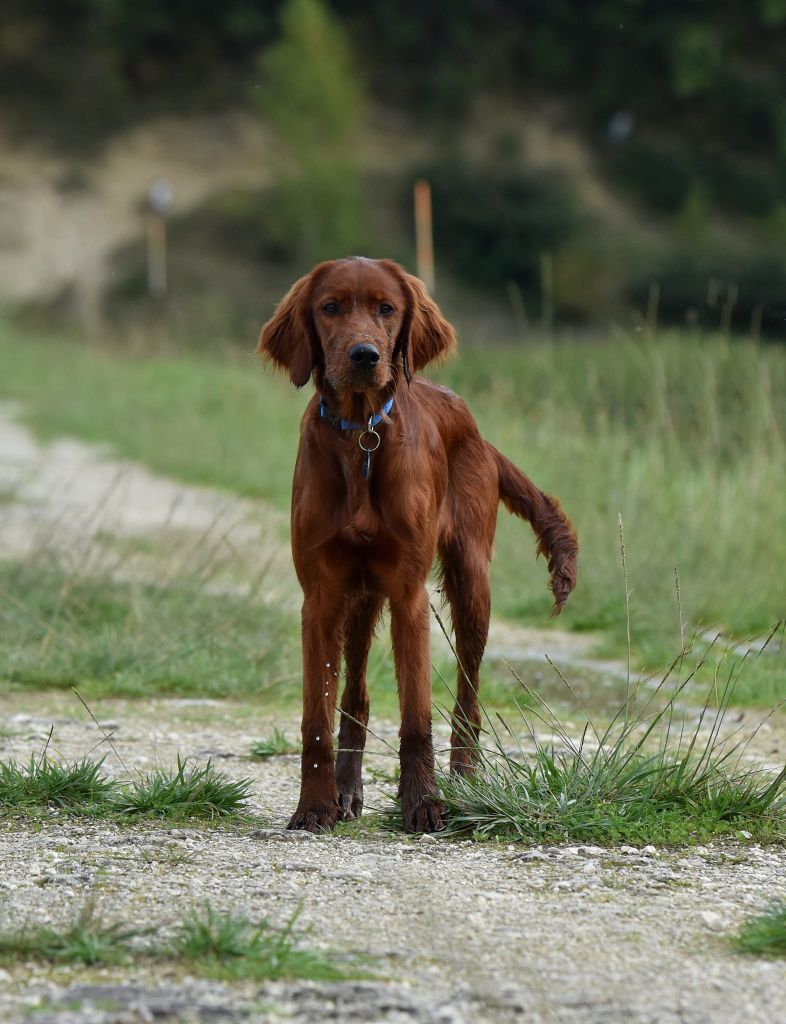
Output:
(257, 257), (456, 392)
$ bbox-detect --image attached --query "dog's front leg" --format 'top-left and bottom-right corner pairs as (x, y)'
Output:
(287, 591), (343, 832)
(390, 585), (444, 833)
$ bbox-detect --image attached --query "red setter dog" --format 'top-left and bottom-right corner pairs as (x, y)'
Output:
(259, 257), (577, 833)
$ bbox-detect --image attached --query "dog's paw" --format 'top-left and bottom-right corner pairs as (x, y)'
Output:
(287, 802), (338, 833)
(401, 795), (444, 834)
(335, 755), (364, 821)
(337, 781), (364, 821)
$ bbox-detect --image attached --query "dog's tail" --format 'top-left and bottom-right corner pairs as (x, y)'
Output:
(490, 444), (578, 614)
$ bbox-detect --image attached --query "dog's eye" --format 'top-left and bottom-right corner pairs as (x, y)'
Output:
(379, 303), (394, 316)
(322, 301), (339, 314)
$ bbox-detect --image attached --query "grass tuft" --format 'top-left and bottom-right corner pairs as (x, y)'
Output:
(250, 729), (299, 759)
(0, 904), (366, 980)
(0, 905), (144, 966)
(0, 755), (113, 810)
(736, 902), (786, 957)
(436, 625), (786, 845)
(170, 904), (360, 981)
(0, 560), (300, 701)
(0, 753), (251, 821)
(113, 757), (251, 819)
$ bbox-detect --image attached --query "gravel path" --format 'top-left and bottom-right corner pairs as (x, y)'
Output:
(2, 405), (786, 1022)
(1, 693), (786, 1024)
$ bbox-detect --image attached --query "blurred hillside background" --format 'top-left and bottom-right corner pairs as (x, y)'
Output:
(0, 0), (784, 700)
(2, 0), (786, 340)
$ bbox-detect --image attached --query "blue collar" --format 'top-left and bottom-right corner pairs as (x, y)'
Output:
(318, 395), (394, 432)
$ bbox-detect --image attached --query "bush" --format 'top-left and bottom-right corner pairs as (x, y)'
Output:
(627, 248), (786, 334)
(419, 157), (584, 291)
(256, 0), (368, 264)
(607, 137), (784, 217)
(606, 139), (695, 214)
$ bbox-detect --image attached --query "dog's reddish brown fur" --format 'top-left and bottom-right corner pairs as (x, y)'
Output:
(258, 257), (578, 833)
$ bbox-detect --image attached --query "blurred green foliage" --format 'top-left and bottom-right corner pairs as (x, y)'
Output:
(0, 0), (278, 137)
(628, 250), (786, 335)
(7, 1), (785, 190)
(4, 0), (786, 324)
(606, 139), (784, 218)
(260, 0), (362, 154)
(256, 0), (368, 264)
(420, 156), (584, 290)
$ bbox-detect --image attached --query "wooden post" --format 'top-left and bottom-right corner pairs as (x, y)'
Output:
(147, 214), (167, 298)
(146, 178), (174, 299)
(413, 179), (435, 293)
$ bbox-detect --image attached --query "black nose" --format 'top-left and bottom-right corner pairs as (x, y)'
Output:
(348, 343), (380, 368)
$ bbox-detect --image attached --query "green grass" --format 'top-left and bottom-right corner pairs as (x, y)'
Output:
(250, 728), (300, 758)
(436, 629), (786, 845)
(0, 547), (481, 715)
(0, 754), (251, 821)
(672, 623), (786, 710)
(0, 754), (113, 810)
(0, 558), (301, 700)
(0, 324), (784, 701)
(736, 902), (786, 957)
(0, 904), (362, 980)
(442, 338), (786, 651)
(0, 905), (143, 967)
(112, 757), (251, 819)
(170, 904), (362, 981)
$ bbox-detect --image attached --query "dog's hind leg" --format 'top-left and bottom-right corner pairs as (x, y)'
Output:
(336, 594), (384, 820)
(439, 539), (492, 776)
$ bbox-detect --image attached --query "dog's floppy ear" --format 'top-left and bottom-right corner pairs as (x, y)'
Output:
(385, 263), (456, 381)
(257, 272), (321, 388)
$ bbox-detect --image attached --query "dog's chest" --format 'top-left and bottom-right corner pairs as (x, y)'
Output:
(339, 488), (382, 547)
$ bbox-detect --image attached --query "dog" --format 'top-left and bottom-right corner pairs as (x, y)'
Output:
(258, 257), (578, 832)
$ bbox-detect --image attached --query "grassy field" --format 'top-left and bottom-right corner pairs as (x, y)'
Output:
(0, 323), (784, 707)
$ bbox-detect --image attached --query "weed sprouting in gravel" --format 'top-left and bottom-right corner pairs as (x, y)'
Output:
(112, 757), (251, 819)
(0, 751), (251, 822)
(0, 905), (145, 966)
(736, 902), (786, 957)
(0, 903), (366, 980)
(434, 604), (786, 844)
(250, 729), (299, 759)
(169, 904), (362, 981)
(0, 754), (113, 810)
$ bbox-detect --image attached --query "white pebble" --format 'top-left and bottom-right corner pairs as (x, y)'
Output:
(699, 910), (725, 932)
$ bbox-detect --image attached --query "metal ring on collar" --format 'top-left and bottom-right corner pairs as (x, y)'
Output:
(358, 428), (381, 453)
